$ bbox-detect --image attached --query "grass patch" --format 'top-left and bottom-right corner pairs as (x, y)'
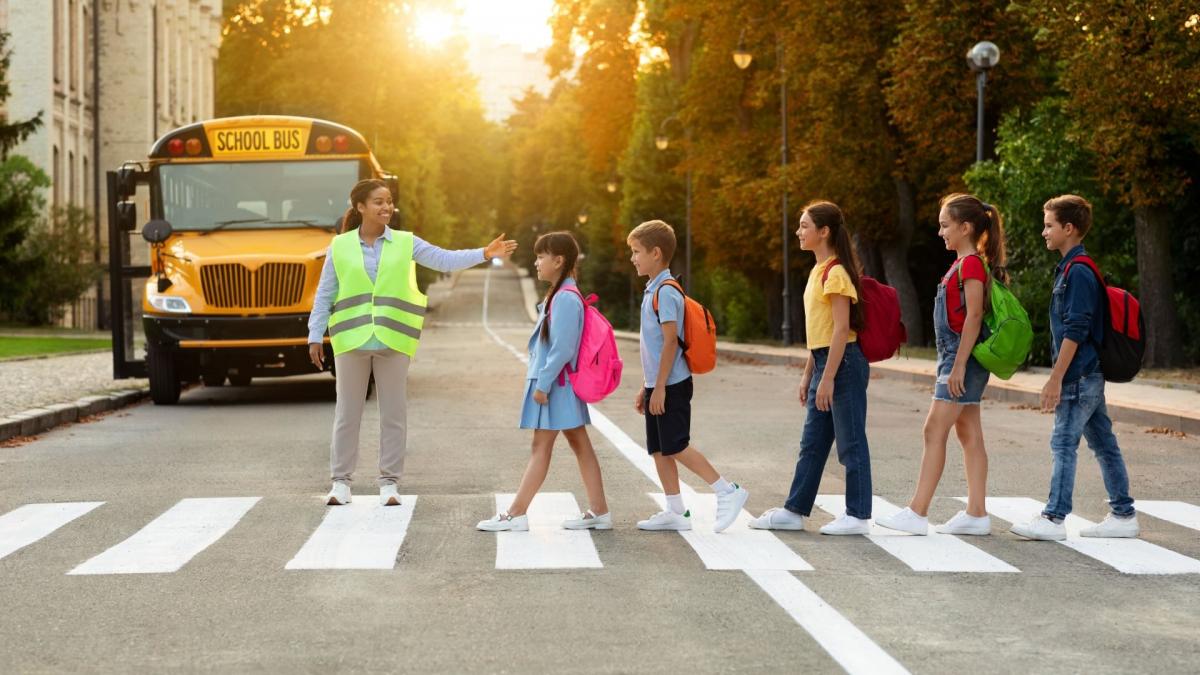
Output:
(0, 336), (111, 359)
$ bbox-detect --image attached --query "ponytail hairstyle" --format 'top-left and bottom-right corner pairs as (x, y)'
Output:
(341, 178), (389, 233)
(940, 193), (1009, 287)
(802, 200), (865, 332)
(533, 231), (581, 342)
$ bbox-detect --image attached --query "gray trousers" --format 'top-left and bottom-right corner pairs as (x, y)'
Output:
(330, 349), (411, 487)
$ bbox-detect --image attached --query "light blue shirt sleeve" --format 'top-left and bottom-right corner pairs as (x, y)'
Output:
(412, 235), (486, 272)
(535, 291), (584, 393)
(307, 248), (337, 344)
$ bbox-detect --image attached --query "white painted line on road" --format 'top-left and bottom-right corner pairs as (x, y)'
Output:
(975, 497), (1200, 575)
(493, 492), (603, 570)
(285, 497), (418, 570)
(0, 502), (104, 561)
(68, 497), (260, 575)
(1136, 500), (1200, 532)
(812, 496), (1019, 573)
(649, 493), (812, 571)
(588, 406), (666, 490)
(482, 268), (529, 365)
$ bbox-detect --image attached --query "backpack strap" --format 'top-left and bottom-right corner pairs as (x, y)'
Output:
(1060, 254), (1106, 349)
(651, 277), (689, 352)
(820, 258), (841, 285)
(953, 253), (987, 315)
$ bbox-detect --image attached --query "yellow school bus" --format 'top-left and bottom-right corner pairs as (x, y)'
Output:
(107, 115), (398, 404)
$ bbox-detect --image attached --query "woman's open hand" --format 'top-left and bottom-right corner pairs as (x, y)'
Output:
(485, 234), (518, 261)
(308, 343), (324, 370)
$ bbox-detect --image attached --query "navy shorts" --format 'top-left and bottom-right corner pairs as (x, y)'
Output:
(644, 377), (692, 456)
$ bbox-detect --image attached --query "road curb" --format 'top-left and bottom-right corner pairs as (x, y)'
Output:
(0, 388), (150, 443)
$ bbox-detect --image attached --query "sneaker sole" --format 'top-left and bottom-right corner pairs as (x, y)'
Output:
(936, 528), (991, 536)
(714, 490), (751, 533)
(749, 522), (805, 531)
(876, 521), (928, 536)
(819, 528), (870, 536)
(1010, 529), (1065, 541)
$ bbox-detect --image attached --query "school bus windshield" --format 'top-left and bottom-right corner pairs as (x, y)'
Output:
(158, 160), (360, 232)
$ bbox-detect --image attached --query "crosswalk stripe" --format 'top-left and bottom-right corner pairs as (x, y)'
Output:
(1136, 500), (1200, 532)
(493, 492), (603, 569)
(975, 497), (1200, 575)
(285, 497), (418, 570)
(68, 497), (260, 575)
(0, 502), (105, 562)
(813, 496), (1019, 573)
(649, 493), (812, 571)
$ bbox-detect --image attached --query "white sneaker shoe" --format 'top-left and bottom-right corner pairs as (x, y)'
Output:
(476, 513), (529, 532)
(562, 511), (613, 530)
(1010, 514), (1066, 541)
(325, 482), (351, 506)
(1079, 513), (1139, 538)
(875, 507), (929, 535)
(379, 484), (401, 506)
(819, 513), (871, 536)
(637, 510), (692, 531)
(935, 510), (991, 536)
(748, 507), (805, 531)
(714, 485), (749, 533)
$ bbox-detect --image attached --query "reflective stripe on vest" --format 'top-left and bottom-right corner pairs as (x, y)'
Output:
(327, 229), (428, 356)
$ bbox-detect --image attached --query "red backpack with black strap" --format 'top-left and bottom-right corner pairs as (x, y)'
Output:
(1062, 255), (1145, 382)
(822, 260), (907, 362)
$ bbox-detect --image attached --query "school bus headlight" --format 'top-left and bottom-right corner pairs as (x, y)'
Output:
(333, 135), (350, 153)
(185, 138), (202, 156)
(148, 293), (192, 313)
(315, 135), (332, 153)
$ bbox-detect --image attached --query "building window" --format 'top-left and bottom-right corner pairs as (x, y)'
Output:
(83, 5), (92, 100)
(53, 0), (62, 86)
(69, 0), (78, 92)
(53, 146), (61, 207)
(69, 150), (75, 206)
(83, 155), (89, 208)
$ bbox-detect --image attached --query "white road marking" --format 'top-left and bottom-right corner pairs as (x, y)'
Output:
(286, 497), (418, 570)
(68, 497), (260, 575)
(977, 497), (1200, 575)
(649, 493), (812, 571)
(0, 502), (104, 561)
(1135, 500), (1200, 532)
(493, 492), (603, 569)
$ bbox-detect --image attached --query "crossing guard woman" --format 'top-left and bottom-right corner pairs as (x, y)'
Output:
(309, 179), (517, 506)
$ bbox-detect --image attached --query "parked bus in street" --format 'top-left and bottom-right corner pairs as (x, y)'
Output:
(107, 115), (398, 404)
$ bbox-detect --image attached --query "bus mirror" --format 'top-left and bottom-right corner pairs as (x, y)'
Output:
(142, 219), (173, 244)
(115, 167), (141, 199)
(115, 201), (137, 231)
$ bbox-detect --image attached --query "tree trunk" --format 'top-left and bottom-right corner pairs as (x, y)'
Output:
(854, 234), (882, 279)
(881, 177), (925, 346)
(1134, 205), (1183, 367)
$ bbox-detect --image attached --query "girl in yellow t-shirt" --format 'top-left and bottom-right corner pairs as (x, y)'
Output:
(750, 201), (873, 536)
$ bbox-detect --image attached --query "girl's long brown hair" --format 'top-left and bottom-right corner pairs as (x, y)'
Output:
(940, 193), (1009, 284)
(803, 200), (865, 332)
(534, 231), (581, 342)
(341, 179), (389, 233)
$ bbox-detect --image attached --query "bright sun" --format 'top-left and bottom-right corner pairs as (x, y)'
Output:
(413, 9), (458, 48)
(411, 1), (554, 52)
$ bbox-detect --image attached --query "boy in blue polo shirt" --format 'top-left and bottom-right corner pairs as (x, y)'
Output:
(626, 220), (749, 533)
(1011, 195), (1138, 541)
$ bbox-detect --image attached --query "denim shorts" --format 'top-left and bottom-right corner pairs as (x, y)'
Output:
(933, 347), (990, 405)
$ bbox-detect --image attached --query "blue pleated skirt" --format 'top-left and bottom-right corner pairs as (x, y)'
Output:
(518, 378), (591, 430)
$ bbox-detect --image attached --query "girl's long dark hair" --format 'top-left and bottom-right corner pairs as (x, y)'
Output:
(534, 231), (581, 342)
(803, 200), (865, 332)
(341, 179), (389, 233)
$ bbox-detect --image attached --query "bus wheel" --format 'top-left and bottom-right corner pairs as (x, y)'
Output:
(147, 344), (182, 405)
(228, 371), (252, 387)
(202, 367), (227, 387)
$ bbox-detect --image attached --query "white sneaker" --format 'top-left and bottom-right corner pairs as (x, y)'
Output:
(476, 513), (529, 532)
(325, 482), (351, 506)
(819, 514), (871, 536)
(748, 507), (805, 531)
(1010, 514), (1066, 541)
(1079, 513), (1139, 538)
(714, 485), (750, 533)
(935, 510), (991, 536)
(379, 484), (401, 506)
(637, 510), (692, 531)
(875, 507), (929, 535)
(562, 511), (612, 530)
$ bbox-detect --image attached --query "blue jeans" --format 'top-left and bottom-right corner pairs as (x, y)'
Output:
(1042, 372), (1135, 520)
(785, 343), (873, 519)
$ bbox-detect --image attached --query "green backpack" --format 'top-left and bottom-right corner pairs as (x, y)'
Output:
(956, 257), (1033, 380)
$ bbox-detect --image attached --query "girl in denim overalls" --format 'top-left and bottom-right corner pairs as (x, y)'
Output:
(878, 194), (1007, 536)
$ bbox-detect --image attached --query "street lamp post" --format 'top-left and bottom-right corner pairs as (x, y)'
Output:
(967, 41), (1000, 164)
(656, 115), (692, 294)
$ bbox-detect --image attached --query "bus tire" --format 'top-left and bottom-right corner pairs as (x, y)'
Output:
(148, 344), (182, 405)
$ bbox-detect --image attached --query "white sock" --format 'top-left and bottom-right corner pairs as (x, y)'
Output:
(710, 477), (735, 495)
(665, 493), (686, 515)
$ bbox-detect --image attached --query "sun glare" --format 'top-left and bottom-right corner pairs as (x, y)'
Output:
(409, 1), (554, 52)
(413, 9), (458, 48)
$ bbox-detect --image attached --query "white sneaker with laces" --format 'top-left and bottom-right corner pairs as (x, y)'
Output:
(1079, 513), (1139, 538)
(379, 484), (401, 506)
(875, 507), (929, 535)
(935, 510), (991, 535)
(819, 513), (871, 536)
(637, 510), (692, 531)
(748, 507), (805, 531)
(562, 511), (613, 530)
(1010, 514), (1066, 541)
(714, 485), (749, 533)
(476, 513), (529, 532)
(325, 482), (351, 506)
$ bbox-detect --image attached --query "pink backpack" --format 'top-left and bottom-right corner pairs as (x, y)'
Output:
(549, 286), (623, 403)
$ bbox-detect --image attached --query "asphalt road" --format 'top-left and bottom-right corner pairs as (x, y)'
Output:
(1, 267), (1197, 674)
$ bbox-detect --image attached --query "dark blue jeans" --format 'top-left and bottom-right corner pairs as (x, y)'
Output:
(785, 343), (873, 519)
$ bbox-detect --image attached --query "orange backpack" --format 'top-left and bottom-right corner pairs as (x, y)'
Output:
(652, 278), (718, 374)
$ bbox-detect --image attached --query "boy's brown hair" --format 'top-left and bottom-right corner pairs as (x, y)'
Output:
(1044, 194), (1093, 238)
(627, 219), (677, 263)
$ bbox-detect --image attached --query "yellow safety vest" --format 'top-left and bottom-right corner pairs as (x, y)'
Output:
(327, 229), (427, 356)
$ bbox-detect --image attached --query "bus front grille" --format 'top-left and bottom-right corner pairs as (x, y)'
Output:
(200, 263), (306, 309)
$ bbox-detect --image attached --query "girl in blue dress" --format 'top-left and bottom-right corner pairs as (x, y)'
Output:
(477, 232), (611, 532)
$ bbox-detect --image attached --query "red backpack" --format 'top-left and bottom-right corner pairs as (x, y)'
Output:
(1062, 255), (1145, 382)
(822, 260), (907, 362)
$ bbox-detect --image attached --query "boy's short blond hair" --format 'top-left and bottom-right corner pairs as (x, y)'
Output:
(627, 220), (677, 263)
